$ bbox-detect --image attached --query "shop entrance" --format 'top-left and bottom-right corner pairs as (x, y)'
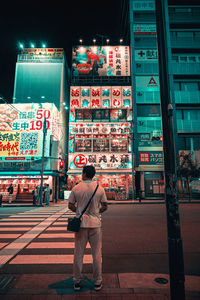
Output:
(68, 173), (133, 201)
(144, 172), (164, 199)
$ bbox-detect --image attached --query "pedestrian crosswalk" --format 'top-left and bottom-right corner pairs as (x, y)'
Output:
(0, 206), (93, 274)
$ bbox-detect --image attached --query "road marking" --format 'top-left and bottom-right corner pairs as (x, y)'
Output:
(26, 242), (90, 249)
(9, 254), (93, 264)
(0, 206), (69, 268)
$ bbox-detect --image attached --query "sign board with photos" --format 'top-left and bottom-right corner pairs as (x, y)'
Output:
(0, 103), (59, 161)
(72, 46), (130, 77)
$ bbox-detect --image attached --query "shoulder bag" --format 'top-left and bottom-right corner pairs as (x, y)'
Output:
(67, 183), (99, 232)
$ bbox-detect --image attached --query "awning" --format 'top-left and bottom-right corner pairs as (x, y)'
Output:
(0, 171), (60, 178)
(67, 169), (132, 175)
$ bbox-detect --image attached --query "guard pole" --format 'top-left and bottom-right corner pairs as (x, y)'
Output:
(40, 117), (47, 206)
(155, 1), (185, 299)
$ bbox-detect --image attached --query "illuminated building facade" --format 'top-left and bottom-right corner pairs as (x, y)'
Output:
(122, 0), (200, 198)
(0, 48), (70, 202)
(68, 46), (133, 200)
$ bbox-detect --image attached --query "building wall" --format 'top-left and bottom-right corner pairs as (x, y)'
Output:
(129, 0), (200, 198)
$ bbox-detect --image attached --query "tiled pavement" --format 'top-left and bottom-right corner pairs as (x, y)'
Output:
(0, 205), (199, 299)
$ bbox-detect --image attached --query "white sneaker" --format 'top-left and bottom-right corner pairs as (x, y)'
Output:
(94, 282), (103, 291)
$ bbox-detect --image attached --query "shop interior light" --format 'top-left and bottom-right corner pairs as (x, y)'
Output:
(65, 106), (69, 110)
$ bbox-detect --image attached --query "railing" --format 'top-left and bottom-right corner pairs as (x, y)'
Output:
(136, 91), (160, 103)
(172, 62), (200, 75)
(177, 120), (200, 133)
(71, 75), (131, 85)
(175, 91), (200, 104)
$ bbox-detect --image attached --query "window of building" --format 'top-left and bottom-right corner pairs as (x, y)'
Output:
(174, 81), (200, 91)
(177, 109), (200, 120)
(178, 136), (200, 151)
(188, 56), (196, 62)
(177, 31), (193, 38)
(172, 55), (179, 62)
(179, 56), (188, 62)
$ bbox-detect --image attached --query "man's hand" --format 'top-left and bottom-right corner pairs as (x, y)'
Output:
(68, 202), (76, 212)
(99, 202), (108, 214)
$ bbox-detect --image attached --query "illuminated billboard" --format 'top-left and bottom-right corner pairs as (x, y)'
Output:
(69, 153), (132, 170)
(70, 86), (132, 109)
(72, 46), (130, 77)
(0, 103), (59, 161)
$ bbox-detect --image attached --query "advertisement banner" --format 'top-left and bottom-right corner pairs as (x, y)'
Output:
(69, 123), (131, 135)
(134, 24), (157, 35)
(139, 151), (163, 165)
(0, 103), (59, 160)
(70, 86), (132, 109)
(0, 131), (40, 157)
(72, 46), (130, 77)
(69, 153), (132, 170)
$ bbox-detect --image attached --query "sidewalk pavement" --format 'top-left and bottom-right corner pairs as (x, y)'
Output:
(1, 198), (200, 207)
(0, 272), (200, 299)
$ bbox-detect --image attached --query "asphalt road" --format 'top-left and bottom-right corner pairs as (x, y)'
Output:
(102, 204), (200, 276)
(0, 206), (36, 219)
(0, 203), (199, 276)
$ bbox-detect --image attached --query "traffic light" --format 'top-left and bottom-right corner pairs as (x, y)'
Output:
(60, 161), (64, 169)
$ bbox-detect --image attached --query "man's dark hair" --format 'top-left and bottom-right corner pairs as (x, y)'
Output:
(82, 165), (96, 179)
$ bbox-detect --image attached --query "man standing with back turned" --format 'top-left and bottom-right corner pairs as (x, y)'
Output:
(68, 165), (108, 291)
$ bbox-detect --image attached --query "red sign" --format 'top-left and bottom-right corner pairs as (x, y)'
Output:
(140, 152), (150, 163)
(73, 154), (88, 168)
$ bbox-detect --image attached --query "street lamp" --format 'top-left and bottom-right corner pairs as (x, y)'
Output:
(31, 43), (35, 48)
(93, 38), (96, 44)
(120, 39), (123, 44)
(106, 39), (110, 45)
(19, 43), (24, 49)
(79, 39), (83, 44)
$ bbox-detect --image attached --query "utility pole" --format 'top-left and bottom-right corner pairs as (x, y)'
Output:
(155, 1), (185, 299)
(39, 117), (47, 206)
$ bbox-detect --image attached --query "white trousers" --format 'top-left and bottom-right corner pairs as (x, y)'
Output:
(73, 227), (102, 284)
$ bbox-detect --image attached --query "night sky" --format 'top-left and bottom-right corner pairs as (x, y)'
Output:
(0, 0), (199, 101)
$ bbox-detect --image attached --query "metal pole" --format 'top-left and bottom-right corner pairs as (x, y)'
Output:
(39, 117), (47, 206)
(155, 1), (185, 299)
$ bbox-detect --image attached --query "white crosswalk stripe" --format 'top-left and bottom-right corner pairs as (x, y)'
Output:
(0, 206), (93, 271)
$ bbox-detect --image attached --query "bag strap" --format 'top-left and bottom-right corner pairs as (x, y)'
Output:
(80, 183), (99, 218)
